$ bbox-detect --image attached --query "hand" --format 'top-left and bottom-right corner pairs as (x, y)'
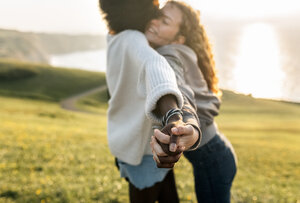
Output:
(158, 122), (184, 156)
(150, 136), (184, 168)
(155, 124), (199, 154)
(170, 124), (199, 150)
(150, 122), (199, 168)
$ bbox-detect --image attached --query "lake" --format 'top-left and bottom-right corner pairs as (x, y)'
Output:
(50, 22), (300, 103)
(50, 49), (107, 72)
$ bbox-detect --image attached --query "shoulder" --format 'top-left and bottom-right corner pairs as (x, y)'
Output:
(156, 44), (197, 71)
(157, 44), (195, 59)
(107, 30), (150, 56)
(156, 44), (197, 65)
(111, 30), (147, 43)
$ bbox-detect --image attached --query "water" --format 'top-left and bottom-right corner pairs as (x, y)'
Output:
(49, 24), (300, 103)
(232, 23), (284, 100)
(50, 49), (106, 72)
(211, 21), (300, 103)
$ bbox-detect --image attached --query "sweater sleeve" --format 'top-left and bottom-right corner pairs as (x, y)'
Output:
(122, 31), (184, 123)
(157, 44), (220, 126)
(162, 55), (202, 150)
(142, 56), (184, 123)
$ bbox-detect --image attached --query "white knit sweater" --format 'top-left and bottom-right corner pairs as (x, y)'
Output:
(106, 30), (183, 165)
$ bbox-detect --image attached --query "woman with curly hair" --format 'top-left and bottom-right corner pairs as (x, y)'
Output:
(148, 1), (237, 202)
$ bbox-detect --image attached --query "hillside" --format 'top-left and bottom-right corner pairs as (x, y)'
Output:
(0, 61), (299, 202)
(0, 29), (106, 64)
(0, 59), (106, 101)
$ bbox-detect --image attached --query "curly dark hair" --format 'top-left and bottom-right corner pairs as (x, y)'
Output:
(99, 0), (161, 33)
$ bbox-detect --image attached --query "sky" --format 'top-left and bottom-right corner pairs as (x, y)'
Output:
(0, 0), (300, 34)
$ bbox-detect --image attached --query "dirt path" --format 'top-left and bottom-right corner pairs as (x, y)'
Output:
(60, 85), (106, 114)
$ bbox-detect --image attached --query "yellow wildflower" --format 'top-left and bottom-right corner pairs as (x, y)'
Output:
(36, 189), (42, 195)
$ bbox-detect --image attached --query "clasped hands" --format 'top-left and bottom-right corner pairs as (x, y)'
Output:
(150, 120), (199, 168)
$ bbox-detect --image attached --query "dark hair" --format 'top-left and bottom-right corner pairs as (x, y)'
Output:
(99, 0), (161, 33)
(168, 1), (221, 96)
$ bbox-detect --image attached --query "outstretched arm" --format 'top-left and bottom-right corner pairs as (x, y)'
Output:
(151, 45), (203, 168)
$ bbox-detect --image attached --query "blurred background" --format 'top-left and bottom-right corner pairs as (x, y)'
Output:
(0, 0), (299, 202)
(1, 0), (299, 102)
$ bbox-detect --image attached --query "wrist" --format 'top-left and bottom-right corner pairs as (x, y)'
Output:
(167, 114), (182, 124)
(187, 124), (202, 151)
(162, 108), (183, 126)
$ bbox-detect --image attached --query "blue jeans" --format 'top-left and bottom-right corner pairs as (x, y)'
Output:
(184, 133), (237, 203)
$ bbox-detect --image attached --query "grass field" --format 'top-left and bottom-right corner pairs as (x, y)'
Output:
(0, 60), (106, 101)
(0, 62), (299, 202)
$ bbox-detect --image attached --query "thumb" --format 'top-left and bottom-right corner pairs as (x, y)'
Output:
(171, 125), (193, 136)
(169, 133), (179, 152)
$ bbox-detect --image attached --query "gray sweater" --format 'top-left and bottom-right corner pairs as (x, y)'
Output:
(157, 44), (221, 146)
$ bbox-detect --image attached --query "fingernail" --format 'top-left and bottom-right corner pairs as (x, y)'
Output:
(172, 128), (178, 133)
(170, 143), (177, 152)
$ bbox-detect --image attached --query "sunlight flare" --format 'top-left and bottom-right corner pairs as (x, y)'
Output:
(233, 23), (284, 99)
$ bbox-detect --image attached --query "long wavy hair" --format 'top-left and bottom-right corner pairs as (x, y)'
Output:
(168, 1), (221, 96)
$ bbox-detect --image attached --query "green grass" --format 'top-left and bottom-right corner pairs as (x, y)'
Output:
(0, 63), (299, 202)
(0, 96), (126, 203)
(216, 90), (300, 202)
(77, 88), (109, 113)
(0, 59), (106, 101)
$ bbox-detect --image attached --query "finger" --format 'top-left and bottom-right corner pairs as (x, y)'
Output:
(156, 162), (175, 168)
(150, 136), (154, 147)
(169, 134), (179, 152)
(154, 129), (170, 144)
(158, 153), (182, 164)
(152, 151), (161, 164)
(171, 125), (194, 136)
(178, 145), (186, 151)
(152, 136), (168, 156)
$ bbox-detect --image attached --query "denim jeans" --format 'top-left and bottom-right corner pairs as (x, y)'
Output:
(184, 133), (237, 203)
